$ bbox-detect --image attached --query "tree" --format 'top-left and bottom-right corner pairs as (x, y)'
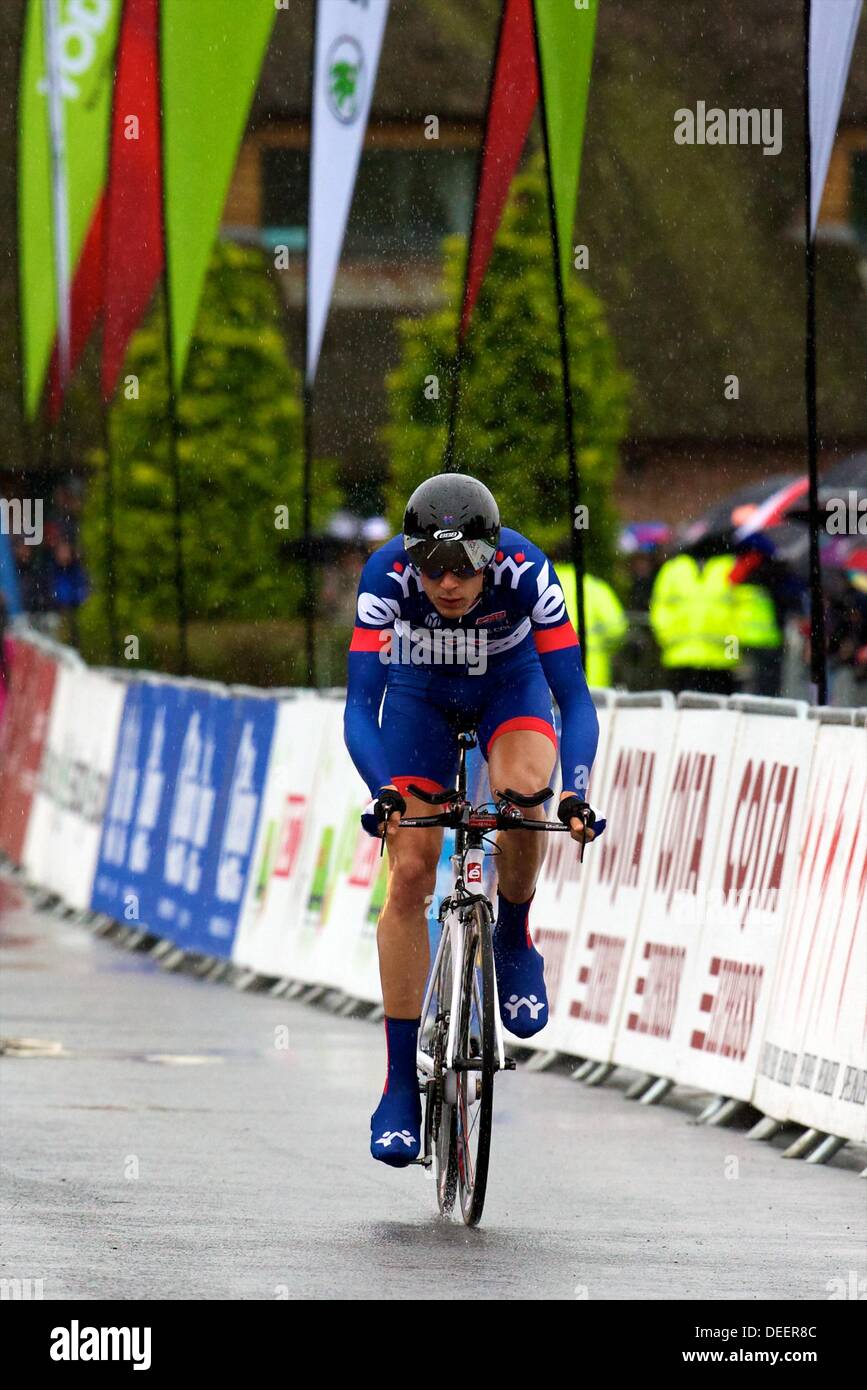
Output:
(79, 242), (338, 671)
(383, 157), (630, 575)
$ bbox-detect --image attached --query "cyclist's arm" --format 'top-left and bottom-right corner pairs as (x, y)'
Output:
(537, 633), (599, 798)
(343, 553), (401, 798)
(527, 553), (599, 797)
(344, 641), (393, 797)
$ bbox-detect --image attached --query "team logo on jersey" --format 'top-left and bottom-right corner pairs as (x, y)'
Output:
(358, 593), (401, 626)
(491, 553), (534, 589)
(475, 610), (506, 625)
(531, 560), (567, 625)
(387, 565), (423, 599)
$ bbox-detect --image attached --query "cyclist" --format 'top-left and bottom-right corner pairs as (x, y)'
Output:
(344, 474), (601, 1166)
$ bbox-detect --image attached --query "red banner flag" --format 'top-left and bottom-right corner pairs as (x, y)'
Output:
(46, 197), (105, 420)
(101, 0), (164, 402)
(459, 0), (538, 340)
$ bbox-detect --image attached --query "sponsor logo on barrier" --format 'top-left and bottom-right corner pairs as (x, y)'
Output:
(348, 826), (380, 888)
(626, 941), (686, 1039)
(655, 751), (714, 910)
(215, 721), (263, 907)
(598, 748), (655, 903)
(273, 795), (306, 881)
(690, 957), (764, 1061)
(570, 932), (626, 1025)
(723, 759), (798, 927)
(39, 750), (108, 823)
(757, 1046), (867, 1105)
(532, 927), (568, 1016)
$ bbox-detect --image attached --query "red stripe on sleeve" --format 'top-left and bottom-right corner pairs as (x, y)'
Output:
(350, 626), (388, 653)
(534, 622), (579, 654)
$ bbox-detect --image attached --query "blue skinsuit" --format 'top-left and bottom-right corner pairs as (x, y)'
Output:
(343, 528), (599, 806)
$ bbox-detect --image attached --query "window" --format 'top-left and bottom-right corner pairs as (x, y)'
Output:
(261, 145), (476, 257)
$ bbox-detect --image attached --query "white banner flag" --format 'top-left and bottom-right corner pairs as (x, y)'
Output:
(809, 0), (863, 236)
(307, 0), (390, 383)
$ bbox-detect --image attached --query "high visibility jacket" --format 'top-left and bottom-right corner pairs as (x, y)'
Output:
(649, 554), (740, 669)
(558, 565), (628, 687)
(732, 582), (782, 649)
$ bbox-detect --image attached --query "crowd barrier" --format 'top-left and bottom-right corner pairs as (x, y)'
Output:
(0, 630), (864, 1153)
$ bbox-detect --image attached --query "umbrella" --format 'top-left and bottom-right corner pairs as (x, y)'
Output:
(734, 477), (810, 543)
(681, 473), (799, 548)
(618, 522), (672, 553)
(784, 453), (867, 524)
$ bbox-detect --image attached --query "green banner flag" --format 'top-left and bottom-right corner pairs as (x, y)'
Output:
(161, 0), (276, 390)
(18, 0), (121, 419)
(533, 0), (600, 285)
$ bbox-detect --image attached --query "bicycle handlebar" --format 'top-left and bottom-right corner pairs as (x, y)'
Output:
(398, 809), (574, 832)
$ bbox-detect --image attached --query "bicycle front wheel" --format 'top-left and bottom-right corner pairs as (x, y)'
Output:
(455, 899), (496, 1227)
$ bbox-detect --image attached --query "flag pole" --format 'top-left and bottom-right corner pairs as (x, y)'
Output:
(803, 0), (828, 706)
(531, 1), (587, 656)
(301, 382), (316, 687)
(157, 11), (189, 677)
(98, 9), (128, 670)
(43, 0), (71, 394)
(302, 0), (318, 688)
(42, 0), (69, 596)
(442, 0), (508, 476)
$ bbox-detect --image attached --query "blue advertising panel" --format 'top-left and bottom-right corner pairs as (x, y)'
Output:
(90, 680), (191, 931)
(178, 694), (276, 957)
(92, 682), (276, 959)
(153, 687), (235, 944)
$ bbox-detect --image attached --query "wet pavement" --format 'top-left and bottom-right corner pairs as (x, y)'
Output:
(1, 874), (864, 1301)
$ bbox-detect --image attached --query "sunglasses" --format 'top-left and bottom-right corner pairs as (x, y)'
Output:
(417, 560), (484, 580)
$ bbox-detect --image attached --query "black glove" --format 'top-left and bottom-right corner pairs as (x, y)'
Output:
(557, 795), (596, 831)
(374, 787), (407, 826)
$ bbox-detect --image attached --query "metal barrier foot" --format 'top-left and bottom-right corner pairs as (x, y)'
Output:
(747, 1115), (784, 1141)
(805, 1134), (847, 1165)
(639, 1077), (674, 1106)
(693, 1095), (727, 1125)
(524, 1049), (558, 1073)
(584, 1062), (614, 1087)
(781, 1127), (823, 1159)
(706, 1098), (747, 1127)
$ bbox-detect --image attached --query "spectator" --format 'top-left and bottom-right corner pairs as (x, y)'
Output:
(13, 538), (54, 623)
(50, 541), (89, 610)
(557, 563), (628, 688)
(649, 550), (740, 696)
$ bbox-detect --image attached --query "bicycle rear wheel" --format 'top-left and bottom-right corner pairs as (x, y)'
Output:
(455, 899), (496, 1227)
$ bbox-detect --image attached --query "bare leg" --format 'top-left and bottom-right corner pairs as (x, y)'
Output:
(377, 795), (442, 1017)
(487, 730), (557, 899)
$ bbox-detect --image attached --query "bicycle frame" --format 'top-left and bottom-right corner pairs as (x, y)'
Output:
(416, 733), (507, 1079)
